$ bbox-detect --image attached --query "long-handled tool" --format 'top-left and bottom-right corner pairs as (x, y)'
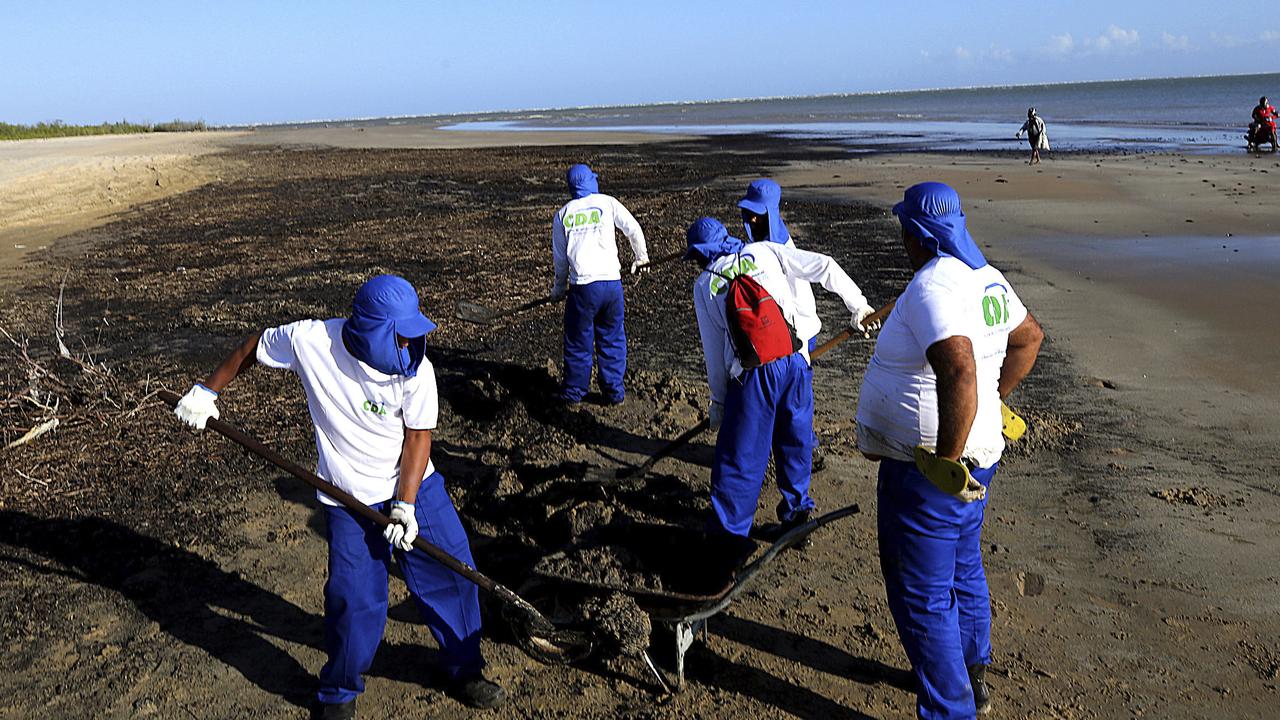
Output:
(455, 249), (684, 325)
(584, 299), (897, 484)
(158, 389), (594, 663)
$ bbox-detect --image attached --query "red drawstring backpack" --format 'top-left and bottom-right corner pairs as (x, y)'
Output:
(711, 257), (801, 369)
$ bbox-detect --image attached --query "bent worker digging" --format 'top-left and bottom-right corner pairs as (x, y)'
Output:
(174, 275), (507, 718)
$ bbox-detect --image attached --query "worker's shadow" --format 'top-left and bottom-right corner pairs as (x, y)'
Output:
(0, 510), (465, 708)
(686, 613), (912, 719)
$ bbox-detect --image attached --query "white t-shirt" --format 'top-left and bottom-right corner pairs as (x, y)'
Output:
(693, 241), (869, 404)
(855, 256), (1026, 468)
(256, 318), (439, 507)
(552, 192), (647, 290)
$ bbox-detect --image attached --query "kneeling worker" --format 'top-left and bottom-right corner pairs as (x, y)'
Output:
(551, 163), (648, 404)
(174, 275), (506, 718)
(856, 182), (1042, 719)
(685, 217), (876, 539)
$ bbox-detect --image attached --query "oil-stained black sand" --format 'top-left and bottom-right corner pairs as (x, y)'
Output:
(1, 137), (1276, 718)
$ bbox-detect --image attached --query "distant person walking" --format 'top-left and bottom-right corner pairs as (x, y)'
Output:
(550, 163), (648, 405)
(1015, 107), (1049, 164)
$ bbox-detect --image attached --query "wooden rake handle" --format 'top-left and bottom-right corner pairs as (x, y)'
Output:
(158, 389), (556, 631)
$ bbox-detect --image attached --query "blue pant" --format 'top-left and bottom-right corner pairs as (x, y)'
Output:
(877, 458), (998, 720)
(805, 336), (819, 450)
(562, 280), (626, 402)
(317, 472), (484, 705)
(711, 353), (815, 536)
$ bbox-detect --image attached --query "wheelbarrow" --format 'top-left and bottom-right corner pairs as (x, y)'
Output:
(526, 503), (860, 689)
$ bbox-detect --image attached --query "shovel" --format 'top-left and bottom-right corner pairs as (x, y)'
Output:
(584, 298), (897, 484)
(158, 389), (594, 663)
(455, 249), (685, 325)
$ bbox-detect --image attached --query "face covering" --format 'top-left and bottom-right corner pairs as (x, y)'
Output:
(566, 164), (599, 199)
(892, 182), (988, 270)
(684, 217), (746, 267)
(737, 178), (791, 245)
(341, 274), (437, 377)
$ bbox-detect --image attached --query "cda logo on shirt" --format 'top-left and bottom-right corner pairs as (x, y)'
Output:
(709, 256), (760, 296)
(563, 207), (604, 230)
(982, 283), (1012, 327)
(362, 399), (389, 416)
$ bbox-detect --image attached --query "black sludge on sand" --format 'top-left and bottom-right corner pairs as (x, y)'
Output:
(0, 135), (936, 718)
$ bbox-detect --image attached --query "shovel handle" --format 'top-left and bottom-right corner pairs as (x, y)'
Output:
(625, 417), (711, 478)
(633, 249), (684, 272)
(158, 389), (555, 630)
(810, 298), (897, 359)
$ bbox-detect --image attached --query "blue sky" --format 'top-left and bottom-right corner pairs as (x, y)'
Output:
(3, 1), (1278, 126)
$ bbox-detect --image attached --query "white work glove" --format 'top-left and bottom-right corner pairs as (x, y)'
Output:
(550, 284), (567, 301)
(174, 383), (220, 430)
(630, 258), (650, 275)
(709, 401), (725, 431)
(852, 305), (880, 337)
(383, 501), (418, 551)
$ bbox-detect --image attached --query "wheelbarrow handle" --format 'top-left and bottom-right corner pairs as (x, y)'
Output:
(157, 389), (556, 632)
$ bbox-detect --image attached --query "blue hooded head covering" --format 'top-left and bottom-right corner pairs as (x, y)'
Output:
(566, 164), (599, 199)
(684, 217), (745, 267)
(892, 182), (987, 270)
(341, 274), (437, 378)
(737, 178), (791, 245)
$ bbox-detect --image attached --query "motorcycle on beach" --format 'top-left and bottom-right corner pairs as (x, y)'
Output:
(1246, 120), (1278, 153)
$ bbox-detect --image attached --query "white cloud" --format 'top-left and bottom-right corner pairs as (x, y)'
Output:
(1047, 32), (1074, 55)
(1161, 31), (1190, 50)
(1085, 24), (1140, 52)
(1211, 32), (1245, 48)
(1262, 30), (1280, 42)
(954, 46), (972, 61)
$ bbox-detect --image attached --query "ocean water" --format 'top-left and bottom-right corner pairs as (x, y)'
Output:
(441, 73), (1280, 153)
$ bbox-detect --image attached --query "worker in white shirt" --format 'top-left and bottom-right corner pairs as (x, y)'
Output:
(738, 178), (828, 469)
(685, 217), (876, 540)
(550, 163), (648, 405)
(173, 275), (505, 718)
(855, 183), (1042, 719)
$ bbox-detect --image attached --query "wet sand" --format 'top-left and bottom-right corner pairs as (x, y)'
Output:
(772, 153), (1280, 490)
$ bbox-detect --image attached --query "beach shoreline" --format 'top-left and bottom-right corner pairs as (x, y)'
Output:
(1, 129), (1276, 718)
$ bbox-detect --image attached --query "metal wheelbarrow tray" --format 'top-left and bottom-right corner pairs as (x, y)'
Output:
(530, 504), (859, 687)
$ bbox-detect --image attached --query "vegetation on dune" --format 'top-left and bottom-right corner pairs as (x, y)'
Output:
(0, 119), (206, 141)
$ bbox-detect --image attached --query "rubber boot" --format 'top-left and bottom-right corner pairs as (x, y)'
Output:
(311, 698), (355, 720)
(450, 674), (507, 710)
(969, 664), (992, 716)
(755, 500), (813, 549)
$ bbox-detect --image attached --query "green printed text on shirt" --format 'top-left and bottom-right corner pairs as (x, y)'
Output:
(709, 256), (759, 296)
(563, 207), (603, 230)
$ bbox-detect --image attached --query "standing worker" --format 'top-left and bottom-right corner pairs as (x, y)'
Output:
(685, 217), (876, 540)
(551, 163), (648, 405)
(1014, 107), (1050, 164)
(173, 275), (506, 718)
(738, 178), (829, 470)
(856, 183), (1043, 719)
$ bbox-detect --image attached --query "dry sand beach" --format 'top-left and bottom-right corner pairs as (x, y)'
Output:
(0, 128), (1277, 719)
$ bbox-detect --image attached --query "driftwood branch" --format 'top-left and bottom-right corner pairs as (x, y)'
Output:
(6, 417), (59, 450)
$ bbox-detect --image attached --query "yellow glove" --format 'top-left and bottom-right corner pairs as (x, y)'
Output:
(914, 446), (987, 503)
(1001, 401), (1027, 442)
